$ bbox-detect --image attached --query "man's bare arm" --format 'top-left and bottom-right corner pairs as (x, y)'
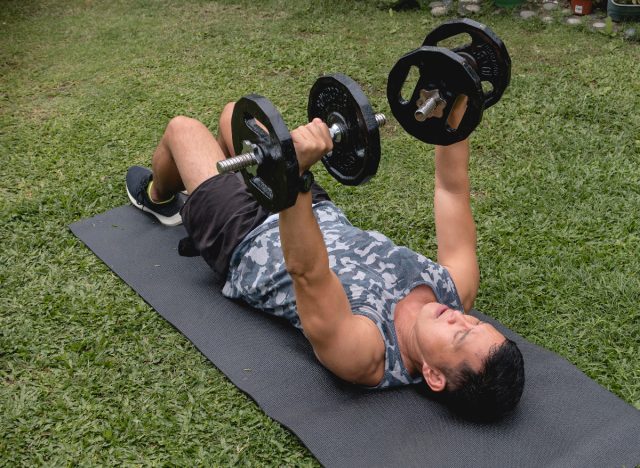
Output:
(434, 133), (480, 312)
(432, 98), (480, 312)
(278, 121), (384, 385)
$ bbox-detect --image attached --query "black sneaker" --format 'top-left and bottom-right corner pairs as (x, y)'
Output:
(126, 166), (183, 226)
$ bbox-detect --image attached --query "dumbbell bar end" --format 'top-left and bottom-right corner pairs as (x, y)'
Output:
(415, 89), (446, 122)
(216, 139), (263, 174)
(329, 113), (387, 142)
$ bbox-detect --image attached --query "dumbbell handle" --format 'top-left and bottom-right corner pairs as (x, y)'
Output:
(415, 89), (446, 122)
(217, 113), (387, 174)
(415, 96), (439, 122)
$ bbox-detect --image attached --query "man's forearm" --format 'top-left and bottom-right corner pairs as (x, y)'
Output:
(279, 192), (330, 280)
(435, 138), (470, 194)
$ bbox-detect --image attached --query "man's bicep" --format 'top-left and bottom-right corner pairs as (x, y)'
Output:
(293, 271), (384, 385)
(313, 315), (384, 386)
(442, 251), (479, 312)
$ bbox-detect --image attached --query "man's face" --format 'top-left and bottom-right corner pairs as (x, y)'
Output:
(415, 303), (505, 388)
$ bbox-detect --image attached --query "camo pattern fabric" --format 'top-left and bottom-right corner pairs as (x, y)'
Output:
(222, 201), (463, 389)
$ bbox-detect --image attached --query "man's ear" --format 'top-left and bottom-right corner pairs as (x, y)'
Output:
(422, 362), (446, 392)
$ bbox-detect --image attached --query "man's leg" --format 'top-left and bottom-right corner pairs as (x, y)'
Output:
(215, 101), (280, 160)
(127, 114), (231, 226)
(150, 115), (227, 200)
(216, 102), (236, 159)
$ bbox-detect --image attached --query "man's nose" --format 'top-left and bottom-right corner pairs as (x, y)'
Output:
(446, 310), (465, 325)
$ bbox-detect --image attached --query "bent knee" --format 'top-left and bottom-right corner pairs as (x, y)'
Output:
(219, 102), (235, 128)
(166, 115), (206, 136)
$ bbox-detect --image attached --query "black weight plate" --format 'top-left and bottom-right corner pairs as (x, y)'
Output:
(231, 94), (298, 212)
(423, 18), (511, 109)
(387, 46), (483, 145)
(308, 73), (381, 186)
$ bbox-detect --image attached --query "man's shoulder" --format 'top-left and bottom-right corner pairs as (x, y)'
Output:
(328, 314), (386, 387)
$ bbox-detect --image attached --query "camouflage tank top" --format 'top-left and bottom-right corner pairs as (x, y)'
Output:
(222, 201), (463, 388)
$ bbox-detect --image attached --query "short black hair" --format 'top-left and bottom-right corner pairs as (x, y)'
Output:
(435, 339), (525, 422)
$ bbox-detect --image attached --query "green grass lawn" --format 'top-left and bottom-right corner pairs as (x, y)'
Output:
(2, 0), (639, 464)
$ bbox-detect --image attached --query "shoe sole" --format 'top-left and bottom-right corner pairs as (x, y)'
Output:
(126, 184), (183, 227)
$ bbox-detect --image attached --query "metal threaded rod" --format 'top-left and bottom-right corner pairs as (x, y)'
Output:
(216, 152), (260, 173)
(374, 113), (387, 128)
(415, 97), (438, 122)
(217, 113), (387, 175)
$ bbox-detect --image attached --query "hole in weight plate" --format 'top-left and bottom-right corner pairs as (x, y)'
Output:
(436, 33), (473, 52)
(401, 65), (420, 104)
(481, 81), (494, 96)
(446, 94), (469, 131)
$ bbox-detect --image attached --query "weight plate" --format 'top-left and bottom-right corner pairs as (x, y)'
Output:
(231, 94), (299, 212)
(423, 18), (511, 109)
(308, 73), (381, 186)
(387, 46), (483, 145)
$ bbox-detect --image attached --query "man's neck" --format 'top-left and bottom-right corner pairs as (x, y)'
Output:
(394, 285), (436, 377)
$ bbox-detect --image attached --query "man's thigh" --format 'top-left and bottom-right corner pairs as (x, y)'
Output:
(181, 173), (270, 278)
(163, 116), (224, 194)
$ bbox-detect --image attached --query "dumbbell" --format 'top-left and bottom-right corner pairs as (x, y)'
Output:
(387, 19), (511, 145)
(217, 73), (386, 213)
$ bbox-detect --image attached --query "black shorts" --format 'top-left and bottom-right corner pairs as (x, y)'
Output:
(180, 172), (331, 279)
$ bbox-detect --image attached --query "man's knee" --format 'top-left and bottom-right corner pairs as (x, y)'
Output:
(219, 102), (235, 130)
(165, 115), (206, 138)
(217, 102), (236, 156)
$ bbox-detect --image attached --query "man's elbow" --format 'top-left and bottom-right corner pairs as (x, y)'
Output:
(285, 258), (330, 284)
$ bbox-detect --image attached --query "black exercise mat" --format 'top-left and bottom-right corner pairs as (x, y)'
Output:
(70, 205), (640, 468)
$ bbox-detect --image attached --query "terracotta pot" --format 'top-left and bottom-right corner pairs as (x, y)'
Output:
(571, 0), (593, 15)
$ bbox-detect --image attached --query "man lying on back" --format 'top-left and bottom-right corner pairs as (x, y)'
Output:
(126, 99), (524, 421)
